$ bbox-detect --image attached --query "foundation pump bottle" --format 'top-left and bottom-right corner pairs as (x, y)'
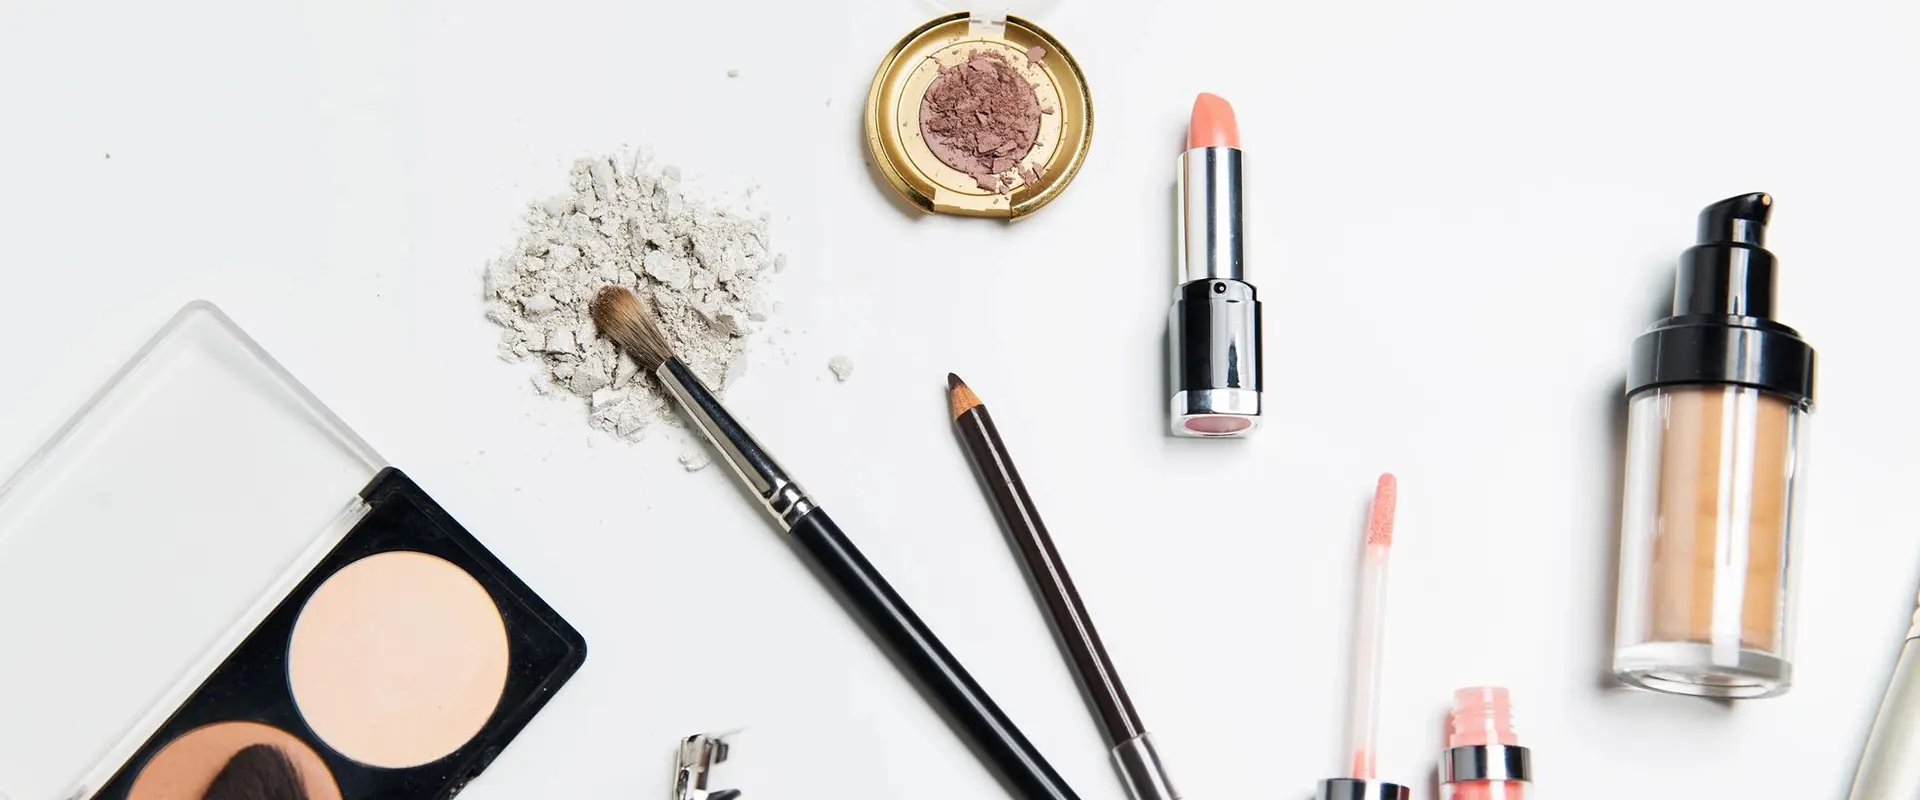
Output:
(1611, 193), (1816, 699)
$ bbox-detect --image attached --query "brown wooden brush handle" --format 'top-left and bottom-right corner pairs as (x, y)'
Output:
(788, 507), (1082, 800)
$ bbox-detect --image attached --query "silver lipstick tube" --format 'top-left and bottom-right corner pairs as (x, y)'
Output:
(655, 358), (816, 531)
(1169, 146), (1262, 437)
(1852, 601), (1920, 799)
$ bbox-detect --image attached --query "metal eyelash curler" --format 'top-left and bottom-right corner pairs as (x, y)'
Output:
(673, 731), (742, 800)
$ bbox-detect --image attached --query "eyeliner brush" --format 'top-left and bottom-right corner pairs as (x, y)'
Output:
(947, 374), (1181, 800)
(590, 286), (1082, 800)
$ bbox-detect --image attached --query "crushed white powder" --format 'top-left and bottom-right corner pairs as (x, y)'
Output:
(828, 355), (854, 382)
(486, 152), (779, 441)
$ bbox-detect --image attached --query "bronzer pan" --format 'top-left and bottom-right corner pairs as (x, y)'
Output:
(0, 302), (584, 800)
(865, 4), (1092, 219)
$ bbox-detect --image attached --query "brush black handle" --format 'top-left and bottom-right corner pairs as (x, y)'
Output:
(790, 507), (1081, 800)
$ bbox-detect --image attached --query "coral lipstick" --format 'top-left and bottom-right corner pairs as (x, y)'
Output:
(1186, 93), (1240, 149)
(1168, 92), (1263, 437)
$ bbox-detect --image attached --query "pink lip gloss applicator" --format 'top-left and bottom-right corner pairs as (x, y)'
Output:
(1317, 475), (1411, 800)
(1440, 687), (1533, 800)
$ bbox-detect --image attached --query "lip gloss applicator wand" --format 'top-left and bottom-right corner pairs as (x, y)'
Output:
(1318, 474), (1411, 800)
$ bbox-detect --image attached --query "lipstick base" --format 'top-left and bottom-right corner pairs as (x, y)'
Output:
(1169, 390), (1260, 437)
(1166, 278), (1262, 438)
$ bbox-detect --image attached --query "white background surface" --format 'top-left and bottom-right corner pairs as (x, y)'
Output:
(2, 0), (1918, 797)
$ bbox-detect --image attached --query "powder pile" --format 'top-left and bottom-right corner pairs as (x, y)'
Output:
(920, 50), (1043, 193)
(485, 153), (781, 441)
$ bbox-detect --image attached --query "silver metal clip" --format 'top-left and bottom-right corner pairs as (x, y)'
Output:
(674, 731), (742, 800)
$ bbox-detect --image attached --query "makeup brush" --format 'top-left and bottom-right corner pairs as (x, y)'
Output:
(947, 374), (1181, 800)
(1317, 474), (1410, 800)
(590, 286), (1082, 800)
(202, 744), (309, 800)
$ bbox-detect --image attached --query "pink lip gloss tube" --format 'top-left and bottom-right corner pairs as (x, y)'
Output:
(1440, 688), (1532, 800)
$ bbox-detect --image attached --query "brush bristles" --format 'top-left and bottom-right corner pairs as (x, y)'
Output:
(202, 744), (309, 800)
(590, 285), (674, 372)
(1366, 473), (1397, 546)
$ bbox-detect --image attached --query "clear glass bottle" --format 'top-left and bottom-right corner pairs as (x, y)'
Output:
(1612, 193), (1816, 699)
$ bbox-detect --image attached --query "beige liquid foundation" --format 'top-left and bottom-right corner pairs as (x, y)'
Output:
(1612, 193), (1816, 699)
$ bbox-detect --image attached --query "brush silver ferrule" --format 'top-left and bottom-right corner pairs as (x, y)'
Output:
(1177, 146), (1243, 284)
(1112, 733), (1181, 800)
(656, 359), (815, 530)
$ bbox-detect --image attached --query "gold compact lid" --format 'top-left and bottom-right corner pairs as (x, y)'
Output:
(864, 10), (1092, 219)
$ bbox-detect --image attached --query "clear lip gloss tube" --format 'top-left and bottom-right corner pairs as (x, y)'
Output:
(1440, 687), (1532, 800)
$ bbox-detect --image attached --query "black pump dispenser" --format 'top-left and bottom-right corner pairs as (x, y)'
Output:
(1627, 193), (1816, 405)
(1675, 192), (1776, 318)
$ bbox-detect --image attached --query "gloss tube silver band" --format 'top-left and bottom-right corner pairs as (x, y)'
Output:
(1177, 146), (1243, 284)
(656, 358), (816, 530)
(1851, 639), (1920, 799)
(1316, 778), (1411, 800)
(1111, 733), (1180, 800)
(1440, 744), (1532, 784)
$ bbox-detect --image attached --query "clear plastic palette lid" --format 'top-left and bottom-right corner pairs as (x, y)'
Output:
(0, 302), (385, 800)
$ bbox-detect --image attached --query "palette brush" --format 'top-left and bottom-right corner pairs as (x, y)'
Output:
(590, 286), (1082, 800)
(947, 374), (1181, 800)
(202, 744), (309, 800)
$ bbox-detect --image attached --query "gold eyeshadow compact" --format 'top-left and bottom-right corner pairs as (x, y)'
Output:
(0, 302), (586, 800)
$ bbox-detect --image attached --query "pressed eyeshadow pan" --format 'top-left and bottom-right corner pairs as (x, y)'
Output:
(288, 551), (511, 768)
(864, 12), (1091, 218)
(126, 722), (341, 800)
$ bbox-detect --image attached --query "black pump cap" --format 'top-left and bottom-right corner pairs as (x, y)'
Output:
(1697, 191), (1771, 246)
(1627, 193), (1816, 405)
(1673, 192), (1777, 318)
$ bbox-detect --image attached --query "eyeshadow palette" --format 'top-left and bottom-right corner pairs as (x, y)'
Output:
(100, 469), (584, 798)
(0, 302), (585, 800)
